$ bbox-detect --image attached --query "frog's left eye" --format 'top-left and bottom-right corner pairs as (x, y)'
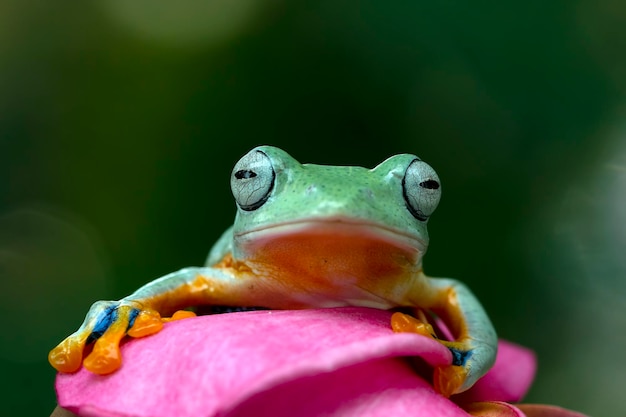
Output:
(230, 150), (275, 211)
(402, 159), (441, 221)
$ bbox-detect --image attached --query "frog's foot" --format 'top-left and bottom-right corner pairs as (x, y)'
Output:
(390, 312), (474, 397)
(432, 339), (474, 397)
(49, 301), (164, 375)
(81, 309), (198, 374)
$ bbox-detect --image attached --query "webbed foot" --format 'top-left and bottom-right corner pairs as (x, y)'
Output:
(390, 311), (474, 397)
(432, 340), (473, 396)
(49, 300), (196, 375)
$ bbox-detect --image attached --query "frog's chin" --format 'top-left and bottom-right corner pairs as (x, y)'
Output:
(234, 217), (426, 273)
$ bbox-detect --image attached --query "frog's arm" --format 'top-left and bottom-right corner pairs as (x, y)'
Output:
(48, 265), (248, 375)
(394, 276), (497, 396)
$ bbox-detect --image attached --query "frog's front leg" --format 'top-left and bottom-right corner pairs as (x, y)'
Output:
(394, 277), (497, 397)
(49, 266), (247, 375)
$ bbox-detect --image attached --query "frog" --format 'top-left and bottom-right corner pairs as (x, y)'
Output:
(49, 145), (497, 397)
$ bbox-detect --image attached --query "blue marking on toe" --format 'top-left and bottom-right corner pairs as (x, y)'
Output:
(86, 306), (118, 344)
(126, 308), (139, 331)
(449, 347), (472, 366)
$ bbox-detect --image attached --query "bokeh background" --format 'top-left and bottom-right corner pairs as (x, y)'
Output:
(1, 1), (624, 415)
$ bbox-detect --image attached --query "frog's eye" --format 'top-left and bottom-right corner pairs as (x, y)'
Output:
(230, 150), (275, 211)
(402, 159), (441, 221)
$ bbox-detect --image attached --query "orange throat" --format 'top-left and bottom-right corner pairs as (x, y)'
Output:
(237, 221), (422, 290)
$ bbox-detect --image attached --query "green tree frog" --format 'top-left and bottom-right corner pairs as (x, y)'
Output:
(49, 146), (497, 397)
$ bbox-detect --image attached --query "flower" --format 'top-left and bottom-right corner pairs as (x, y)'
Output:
(55, 307), (588, 417)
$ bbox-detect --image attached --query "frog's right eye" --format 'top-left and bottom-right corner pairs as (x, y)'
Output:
(230, 150), (275, 211)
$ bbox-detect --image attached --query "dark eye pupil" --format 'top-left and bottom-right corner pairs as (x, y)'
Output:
(419, 179), (439, 190)
(235, 170), (257, 179)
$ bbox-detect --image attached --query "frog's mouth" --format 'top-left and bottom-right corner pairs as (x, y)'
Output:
(235, 217), (425, 281)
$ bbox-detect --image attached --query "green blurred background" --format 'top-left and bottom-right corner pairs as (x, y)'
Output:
(1, 1), (624, 415)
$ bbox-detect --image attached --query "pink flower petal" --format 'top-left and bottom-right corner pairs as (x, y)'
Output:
(225, 358), (469, 417)
(56, 307), (460, 417)
(516, 404), (591, 417)
(454, 340), (536, 403)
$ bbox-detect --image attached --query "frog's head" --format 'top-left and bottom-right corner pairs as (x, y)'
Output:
(229, 146), (441, 275)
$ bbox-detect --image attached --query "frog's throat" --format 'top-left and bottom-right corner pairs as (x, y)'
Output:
(233, 218), (427, 267)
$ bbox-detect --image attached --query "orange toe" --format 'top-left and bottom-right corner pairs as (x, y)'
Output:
(84, 319), (128, 375)
(465, 402), (522, 417)
(433, 364), (468, 397)
(390, 312), (436, 338)
(48, 338), (84, 373)
(83, 345), (122, 375)
(83, 331), (125, 375)
(163, 310), (197, 322)
(127, 310), (164, 338)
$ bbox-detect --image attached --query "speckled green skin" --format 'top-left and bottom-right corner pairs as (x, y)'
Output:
(208, 146), (429, 264)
